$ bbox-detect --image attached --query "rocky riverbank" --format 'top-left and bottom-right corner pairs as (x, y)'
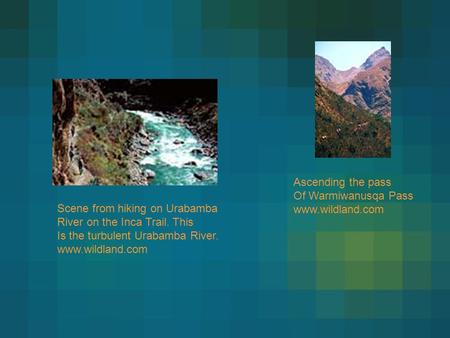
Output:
(127, 128), (155, 184)
(98, 80), (218, 160)
(172, 100), (218, 158)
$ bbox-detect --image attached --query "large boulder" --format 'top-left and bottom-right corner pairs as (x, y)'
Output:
(190, 148), (203, 156)
(194, 172), (208, 181)
(146, 169), (156, 178)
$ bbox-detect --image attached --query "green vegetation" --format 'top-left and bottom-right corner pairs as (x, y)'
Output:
(74, 85), (143, 185)
(315, 78), (391, 158)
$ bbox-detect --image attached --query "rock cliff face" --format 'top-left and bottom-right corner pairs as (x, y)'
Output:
(343, 57), (391, 119)
(52, 79), (76, 185)
(52, 79), (152, 185)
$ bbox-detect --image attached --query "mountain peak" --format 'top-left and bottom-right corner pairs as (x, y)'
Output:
(315, 55), (336, 69)
(371, 46), (390, 56)
(361, 47), (390, 69)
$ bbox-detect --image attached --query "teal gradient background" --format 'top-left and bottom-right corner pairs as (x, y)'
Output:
(1, 0), (449, 337)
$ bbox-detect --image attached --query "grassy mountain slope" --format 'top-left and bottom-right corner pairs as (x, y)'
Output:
(315, 77), (391, 158)
(74, 81), (144, 184)
(52, 79), (151, 185)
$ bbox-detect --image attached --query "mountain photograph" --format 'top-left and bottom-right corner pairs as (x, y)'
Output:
(52, 79), (218, 186)
(315, 41), (391, 158)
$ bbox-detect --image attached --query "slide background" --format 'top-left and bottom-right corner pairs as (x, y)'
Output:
(2, 0), (450, 337)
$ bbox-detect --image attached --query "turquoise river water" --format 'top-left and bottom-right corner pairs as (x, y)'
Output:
(129, 110), (217, 185)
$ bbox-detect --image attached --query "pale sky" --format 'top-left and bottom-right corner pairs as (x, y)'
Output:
(315, 41), (391, 70)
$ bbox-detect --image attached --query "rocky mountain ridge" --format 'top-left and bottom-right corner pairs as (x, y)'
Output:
(315, 47), (391, 119)
(343, 57), (391, 118)
(360, 46), (390, 70)
(315, 55), (360, 94)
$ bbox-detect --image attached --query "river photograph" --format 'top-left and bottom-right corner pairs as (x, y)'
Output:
(52, 79), (218, 186)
